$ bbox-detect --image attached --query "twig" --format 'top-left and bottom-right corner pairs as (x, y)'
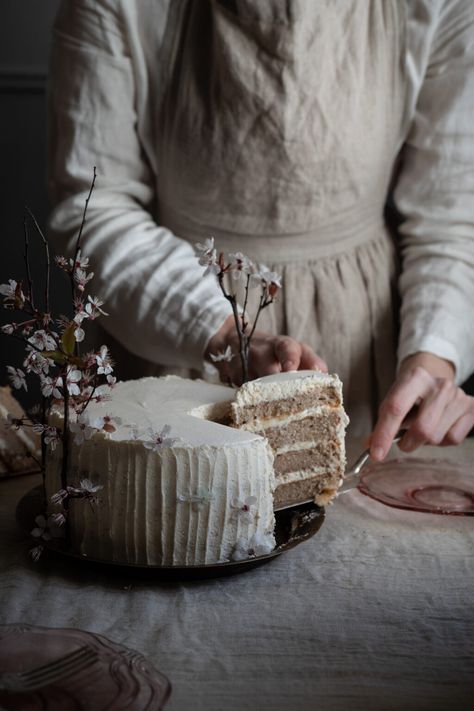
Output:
(72, 167), (97, 272)
(25, 206), (50, 315)
(23, 217), (34, 310)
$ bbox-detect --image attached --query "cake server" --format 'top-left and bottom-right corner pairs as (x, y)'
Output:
(273, 430), (406, 511)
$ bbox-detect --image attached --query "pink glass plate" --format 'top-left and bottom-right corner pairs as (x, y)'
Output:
(0, 624), (171, 710)
(358, 457), (474, 515)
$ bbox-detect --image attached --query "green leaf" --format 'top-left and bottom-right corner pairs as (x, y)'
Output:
(61, 324), (76, 356)
(42, 350), (67, 365)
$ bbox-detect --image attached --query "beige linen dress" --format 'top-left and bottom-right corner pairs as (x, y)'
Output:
(48, 0), (474, 438)
(156, 0), (402, 434)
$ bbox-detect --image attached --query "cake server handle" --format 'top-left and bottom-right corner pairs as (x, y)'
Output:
(337, 429), (406, 496)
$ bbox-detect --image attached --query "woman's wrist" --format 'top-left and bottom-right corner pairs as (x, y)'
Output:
(398, 351), (455, 381)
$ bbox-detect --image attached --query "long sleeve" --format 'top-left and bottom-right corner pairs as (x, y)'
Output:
(394, 0), (474, 384)
(47, 0), (231, 370)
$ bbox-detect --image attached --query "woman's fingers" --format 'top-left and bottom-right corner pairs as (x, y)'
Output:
(397, 378), (456, 451)
(299, 343), (328, 372)
(371, 364), (474, 460)
(440, 409), (474, 446)
(370, 367), (435, 460)
(209, 329), (327, 384)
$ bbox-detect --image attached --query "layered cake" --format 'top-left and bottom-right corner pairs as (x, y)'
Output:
(46, 377), (276, 566)
(45, 371), (347, 567)
(0, 386), (41, 477)
(231, 371), (348, 507)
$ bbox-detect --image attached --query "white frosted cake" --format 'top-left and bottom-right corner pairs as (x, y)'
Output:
(231, 371), (349, 507)
(46, 377), (276, 566)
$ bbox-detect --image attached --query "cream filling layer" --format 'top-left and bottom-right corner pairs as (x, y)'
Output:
(242, 406), (348, 431)
(276, 468), (344, 486)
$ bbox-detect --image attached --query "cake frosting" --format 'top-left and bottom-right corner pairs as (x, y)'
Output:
(46, 376), (276, 566)
(231, 371), (349, 507)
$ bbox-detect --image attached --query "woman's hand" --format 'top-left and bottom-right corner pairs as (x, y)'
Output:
(205, 316), (327, 384)
(370, 352), (474, 461)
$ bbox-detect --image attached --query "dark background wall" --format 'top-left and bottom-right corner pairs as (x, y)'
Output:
(0, 0), (62, 402)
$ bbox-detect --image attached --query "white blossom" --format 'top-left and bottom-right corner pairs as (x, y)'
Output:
(96, 345), (113, 375)
(228, 251), (254, 280)
(231, 531), (275, 561)
(209, 345), (234, 363)
(195, 237), (221, 276)
(178, 486), (214, 510)
(69, 415), (95, 445)
(249, 265), (282, 291)
(40, 375), (62, 400)
(28, 329), (57, 351)
(1, 324), (15, 335)
(0, 279), (24, 306)
(230, 495), (258, 523)
(7, 366), (27, 391)
(74, 267), (94, 292)
(44, 426), (60, 451)
(31, 514), (65, 541)
(143, 425), (177, 452)
(85, 295), (108, 319)
(29, 545), (44, 562)
(66, 367), (82, 396)
(23, 347), (53, 375)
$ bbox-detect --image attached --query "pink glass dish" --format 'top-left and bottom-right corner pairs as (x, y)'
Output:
(0, 624), (171, 710)
(358, 457), (474, 515)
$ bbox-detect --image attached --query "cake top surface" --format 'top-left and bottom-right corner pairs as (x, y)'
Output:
(233, 370), (343, 406)
(66, 376), (261, 447)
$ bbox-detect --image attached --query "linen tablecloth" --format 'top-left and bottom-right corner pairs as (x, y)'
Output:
(1, 441), (473, 710)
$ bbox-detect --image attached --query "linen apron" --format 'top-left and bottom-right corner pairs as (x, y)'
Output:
(111, 0), (406, 437)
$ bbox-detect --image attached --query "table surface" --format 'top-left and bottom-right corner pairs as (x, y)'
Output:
(1, 440), (473, 711)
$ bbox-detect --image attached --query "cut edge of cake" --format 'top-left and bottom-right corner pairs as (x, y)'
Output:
(230, 370), (349, 507)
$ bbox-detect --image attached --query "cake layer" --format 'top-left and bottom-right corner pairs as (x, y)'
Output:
(273, 471), (343, 508)
(257, 411), (344, 450)
(274, 443), (342, 476)
(232, 390), (341, 425)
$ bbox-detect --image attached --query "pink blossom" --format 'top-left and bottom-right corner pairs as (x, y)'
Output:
(1, 323), (15, 335)
(195, 238), (221, 276)
(7, 366), (27, 391)
(51, 489), (68, 506)
(55, 255), (69, 270)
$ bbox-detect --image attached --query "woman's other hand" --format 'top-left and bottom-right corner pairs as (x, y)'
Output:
(370, 352), (474, 461)
(205, 316), (327, 384)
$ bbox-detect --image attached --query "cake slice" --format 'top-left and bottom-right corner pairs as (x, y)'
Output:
(231, 371), (349, 507)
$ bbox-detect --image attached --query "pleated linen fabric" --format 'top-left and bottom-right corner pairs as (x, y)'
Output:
(152, 0), (404, 435)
